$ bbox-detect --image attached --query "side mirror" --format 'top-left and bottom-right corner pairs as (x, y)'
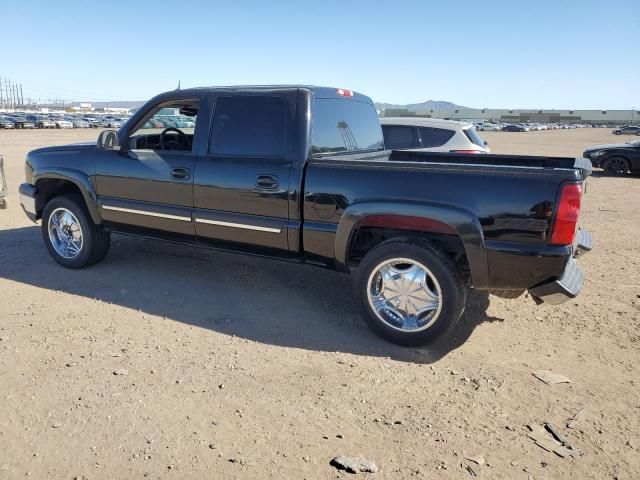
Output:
(97, 129), (120, 151)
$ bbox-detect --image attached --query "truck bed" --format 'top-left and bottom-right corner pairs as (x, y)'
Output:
(389, 150), (593, 176)
(302, 150), (590, 290)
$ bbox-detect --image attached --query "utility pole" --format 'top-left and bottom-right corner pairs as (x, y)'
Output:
(19, 84), (24, 106)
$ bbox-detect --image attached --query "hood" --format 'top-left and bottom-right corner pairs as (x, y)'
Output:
(584, 142), (633, 152)
(30, 142), (96, 156)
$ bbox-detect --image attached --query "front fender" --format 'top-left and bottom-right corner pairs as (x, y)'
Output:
(335, 201), (489, 289)
(33, 168), (102, 224)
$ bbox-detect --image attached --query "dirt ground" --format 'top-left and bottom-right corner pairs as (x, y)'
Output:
(0, 128), (638, 479)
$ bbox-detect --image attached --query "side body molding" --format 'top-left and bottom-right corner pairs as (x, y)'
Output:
(33, 168), (102, 224)
(334, 201), (489, 289)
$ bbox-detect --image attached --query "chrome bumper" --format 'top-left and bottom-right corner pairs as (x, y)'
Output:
(529, 229), (592, 305)
(19, 183), (38, 221)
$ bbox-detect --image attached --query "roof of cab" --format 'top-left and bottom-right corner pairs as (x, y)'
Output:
(151, 85), (374, 103)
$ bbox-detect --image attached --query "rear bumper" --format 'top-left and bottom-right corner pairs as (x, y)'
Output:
(19, 183), (38, 222)
(528, 229), (592, 304)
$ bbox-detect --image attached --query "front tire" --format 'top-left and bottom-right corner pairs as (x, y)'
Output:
(602, 156), (630, 176)
(354, 238), (466, 346)
(41, 195), (111, 269)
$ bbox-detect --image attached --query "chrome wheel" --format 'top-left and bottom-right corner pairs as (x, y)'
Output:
(367, 258), (442, 332)
(47, 207), (83, 259)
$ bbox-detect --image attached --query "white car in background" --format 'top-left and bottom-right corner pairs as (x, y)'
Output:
(381, 117), (490, 154)
(54, 119), (73, 129)
(478, 122), (502, 131)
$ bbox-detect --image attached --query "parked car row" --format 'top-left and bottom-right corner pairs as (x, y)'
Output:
(0, 113), (131, 130)
(142, 115), (196, 129)
(475, 122), (613, 132)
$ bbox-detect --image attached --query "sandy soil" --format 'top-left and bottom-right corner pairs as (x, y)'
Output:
(0, 128), (638, 479)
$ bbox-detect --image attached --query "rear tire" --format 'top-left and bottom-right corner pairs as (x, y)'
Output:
(602, 156), (630, 176)
(41, 195), (110, 269)
(354, 238), (466, 346)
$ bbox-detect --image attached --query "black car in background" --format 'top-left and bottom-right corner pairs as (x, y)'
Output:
(503, 124), (527, 132)
(612, 126), (640, 136)
(583, 139), (640, 176)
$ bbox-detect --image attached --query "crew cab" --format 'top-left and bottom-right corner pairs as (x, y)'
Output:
(19, 86), (592, 346)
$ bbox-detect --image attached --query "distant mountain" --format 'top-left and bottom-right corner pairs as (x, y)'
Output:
(375, 100), (465, 112)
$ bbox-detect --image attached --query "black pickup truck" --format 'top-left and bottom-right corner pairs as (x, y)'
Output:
(19, 86), (592, 346)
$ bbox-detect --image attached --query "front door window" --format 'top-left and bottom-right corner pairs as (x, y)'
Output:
(129, 100), (199, 152)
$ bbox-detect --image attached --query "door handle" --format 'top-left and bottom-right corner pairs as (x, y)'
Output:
(255, 175), (279, 190)
(171, 168), (191, 180)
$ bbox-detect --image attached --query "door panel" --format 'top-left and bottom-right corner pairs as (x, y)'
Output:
(194, 155), (291, 251)
(95, 149), (195, 235)
(193, 93), (296, 253)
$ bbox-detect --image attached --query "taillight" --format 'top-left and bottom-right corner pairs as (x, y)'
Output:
(449, 149), (484, 154)
(550, 183), (582, 245)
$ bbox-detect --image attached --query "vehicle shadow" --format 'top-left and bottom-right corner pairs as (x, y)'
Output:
(0, 226), (502, 364)
(590, 170), (640, 179)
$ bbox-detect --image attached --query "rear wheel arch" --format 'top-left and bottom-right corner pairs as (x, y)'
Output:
(335, 202), (489, 289)
(348, 227), (470, 284)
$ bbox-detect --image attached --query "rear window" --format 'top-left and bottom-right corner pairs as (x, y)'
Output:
(418, 127), (455, 148)
(210, 96), (286, 156)
(382, 126), (420, 149)
(463, 127), (486, 148)
(311, 99), (384, 155)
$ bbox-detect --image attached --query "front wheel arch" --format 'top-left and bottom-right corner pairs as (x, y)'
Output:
(34, 171), (102, 224)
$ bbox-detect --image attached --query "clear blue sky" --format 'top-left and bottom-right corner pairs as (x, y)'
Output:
(1, 0), (638, 108)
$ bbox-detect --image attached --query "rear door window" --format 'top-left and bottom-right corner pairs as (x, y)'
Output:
(382, 126), (420, 149)
(210, 96), (286, 156)
(311, 99), (384, 155)
(418, 127), (455, 147)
